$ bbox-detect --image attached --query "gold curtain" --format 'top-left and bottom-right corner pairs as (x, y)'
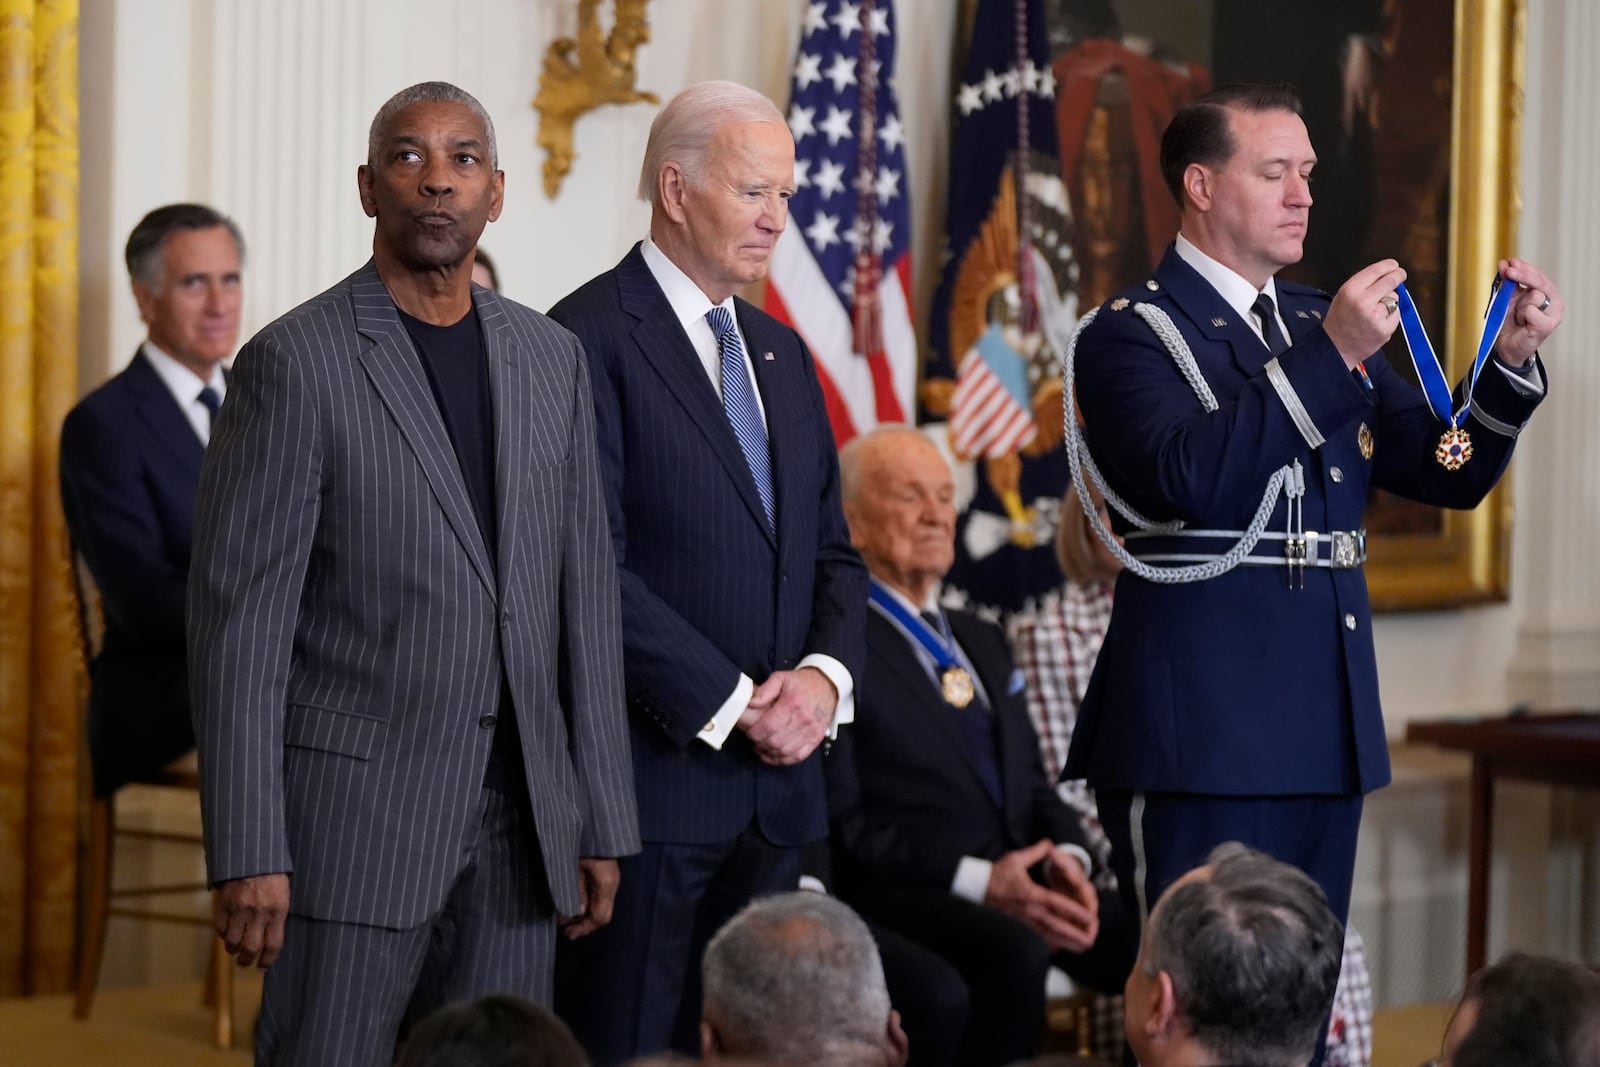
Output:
(0, 0), (79, 997)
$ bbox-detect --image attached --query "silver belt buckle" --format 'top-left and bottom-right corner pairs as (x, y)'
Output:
(1330, 529), (1366, 569)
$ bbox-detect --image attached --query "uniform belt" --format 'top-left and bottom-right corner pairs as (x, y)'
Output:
(1124, 528), (1368, 570)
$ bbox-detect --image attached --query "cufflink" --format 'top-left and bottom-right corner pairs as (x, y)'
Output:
(701, 720), (716, 734)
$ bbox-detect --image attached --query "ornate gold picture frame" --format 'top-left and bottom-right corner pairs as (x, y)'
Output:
(1363, 0), (1524, 611)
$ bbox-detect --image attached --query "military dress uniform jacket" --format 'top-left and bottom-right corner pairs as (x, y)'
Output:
(1065, 246), (1545, 798)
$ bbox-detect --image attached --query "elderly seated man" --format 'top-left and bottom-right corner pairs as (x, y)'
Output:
(1123, 842), (1343, 1067)
(825, 426), (1136, 1067)
(700, 892), (908, 1067)
(1437, 951), (1600, 1067)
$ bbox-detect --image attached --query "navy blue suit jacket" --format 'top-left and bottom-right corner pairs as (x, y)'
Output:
(60, 350), (204, 795)
(548, 245), (867, 847)
(829, 608), (1089, 893)
(1067, 246), (1544, 798)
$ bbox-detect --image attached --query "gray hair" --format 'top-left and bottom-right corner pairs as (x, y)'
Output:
(368, 81), (498, 170)
(837, 423), (925, 509)
(124, 203), (245, 290)
(637, 80), (784, 205)
(702, 892), (891, 1066)
(1142, 843), (1344, 1067)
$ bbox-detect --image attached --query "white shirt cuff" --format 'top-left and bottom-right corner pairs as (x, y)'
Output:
(798, 653), (854, 738)
(697, 673), (754, 749)
(1056, 843), (1092, 879)
(952, 855), (993, 903)
(1494, 356), (1547, 397)
(797, 875), (828, 895)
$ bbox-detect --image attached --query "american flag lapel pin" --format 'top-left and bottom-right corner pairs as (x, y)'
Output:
(764, 351), (775, 361)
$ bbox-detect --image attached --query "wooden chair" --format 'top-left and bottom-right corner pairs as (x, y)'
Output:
(70, 552), (234, 1049)
(1043, 966), (1095, 1054)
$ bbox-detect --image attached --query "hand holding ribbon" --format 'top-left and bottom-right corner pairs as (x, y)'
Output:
(1493, 258), (1564, 366)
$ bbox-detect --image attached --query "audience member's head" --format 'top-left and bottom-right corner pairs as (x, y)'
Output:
(395, 995), (588, 1067)
(701, 892), (909, 1067)
(124, 203), (244, 379)
(839, 426), (956, 604)
(473, 246), (501, 291)
(1439, 951), (1600, 1067)
(1056, 481), (1122, 587)
(1123, 843), (1343, 1067)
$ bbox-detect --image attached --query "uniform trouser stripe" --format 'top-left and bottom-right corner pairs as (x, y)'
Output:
(1129, 792), (1150, 924)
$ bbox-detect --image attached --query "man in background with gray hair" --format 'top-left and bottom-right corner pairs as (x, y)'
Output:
(1123, 843), (1344, 1067)
(550, 79), (866, 1063)
(189, 81), (637, 1065)
(701, 893), (909, 1067)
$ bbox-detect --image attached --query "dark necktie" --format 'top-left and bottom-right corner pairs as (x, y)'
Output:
(1252, 293), (1290, 357)
(705, 306), (775, 530)
(197, 386), (222, 436)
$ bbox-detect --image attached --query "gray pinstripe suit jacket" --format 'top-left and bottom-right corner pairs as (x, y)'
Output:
(188, 262), (639, 928)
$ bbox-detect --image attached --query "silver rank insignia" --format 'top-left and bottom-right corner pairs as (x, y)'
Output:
(1111, 297), (1130, 311)
(1311, 309), (1323, 320)
(1358, 422), (1374, 460)
(1296, 309), (1311, 319)
(1211, 317), (1227, 327)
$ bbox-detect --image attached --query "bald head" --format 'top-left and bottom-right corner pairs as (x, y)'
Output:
(839, 428), (957, 604)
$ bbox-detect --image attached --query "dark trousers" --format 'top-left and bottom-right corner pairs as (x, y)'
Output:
(870, 920), (969, 1067)
(256, 788), (556, 1067)
(846, 883), (1136, 1067)
(553, 823), (802, 1065)
(1097, 790), (1363, 1067)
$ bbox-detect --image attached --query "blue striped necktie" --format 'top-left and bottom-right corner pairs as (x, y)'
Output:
(706, 306), (776, 531)
(197, 385), (222, 439)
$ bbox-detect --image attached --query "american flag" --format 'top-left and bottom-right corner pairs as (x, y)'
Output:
(765, 0), (915, 446)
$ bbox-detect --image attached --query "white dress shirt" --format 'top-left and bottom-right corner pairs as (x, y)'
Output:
(639, 237), (855, 749)
(141, 341), (226, 445)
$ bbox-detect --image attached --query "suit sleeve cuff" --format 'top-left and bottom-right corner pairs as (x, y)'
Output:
(1493, 355), (1547, 397)
(952, 855), (993, 903)
(798, 653), (854, 738)
(697, 673), (753, 750)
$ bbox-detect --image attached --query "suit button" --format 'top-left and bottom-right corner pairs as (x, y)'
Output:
(479, 715), (497, 730)
(500, 610), (513, 626)
(1330, 467), (1344, 483)
(1344, 613), (1357, 631)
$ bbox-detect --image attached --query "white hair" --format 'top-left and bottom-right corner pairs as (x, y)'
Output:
(636, 80), (784, 204)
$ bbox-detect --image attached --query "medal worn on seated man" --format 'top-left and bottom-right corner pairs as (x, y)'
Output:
(825, 426), (1137, 1067)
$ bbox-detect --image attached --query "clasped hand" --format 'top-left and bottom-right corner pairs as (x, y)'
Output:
(983, 839), (1099, 955)
(737, 666), (836, 766)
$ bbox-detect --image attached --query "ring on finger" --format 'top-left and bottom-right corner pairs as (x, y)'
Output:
(1380, 294), (1398, 315)
(1537, 294), (1552, 313)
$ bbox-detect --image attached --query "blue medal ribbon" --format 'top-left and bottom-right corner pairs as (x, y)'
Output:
(867, 580), (962, 674)
(1394, 276), (1517, 429)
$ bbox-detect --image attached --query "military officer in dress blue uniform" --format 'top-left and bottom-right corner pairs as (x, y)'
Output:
(1065, 83), (1564, 997)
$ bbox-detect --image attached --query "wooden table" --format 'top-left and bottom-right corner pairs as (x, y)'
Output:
(1404, 712), (1600, 974)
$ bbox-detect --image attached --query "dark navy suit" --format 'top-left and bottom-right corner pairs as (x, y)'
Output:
(549, 244), (868, 1062)
(1068, 245), (1544, 928)
(829, 607), (1134, 1066)
(60, 355), (209, 796)
(60, 350), (205, 796)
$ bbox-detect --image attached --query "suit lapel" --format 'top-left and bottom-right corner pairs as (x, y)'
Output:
(1154, 247), (1275, 378)
(1277, 287), (1327, 346)
(124, 352), (204, 477)
(477, 286), (525, 598)
(616, 247), (775, 545)
(869, 610), (1004, 815)
(349, 264), (495, 597)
